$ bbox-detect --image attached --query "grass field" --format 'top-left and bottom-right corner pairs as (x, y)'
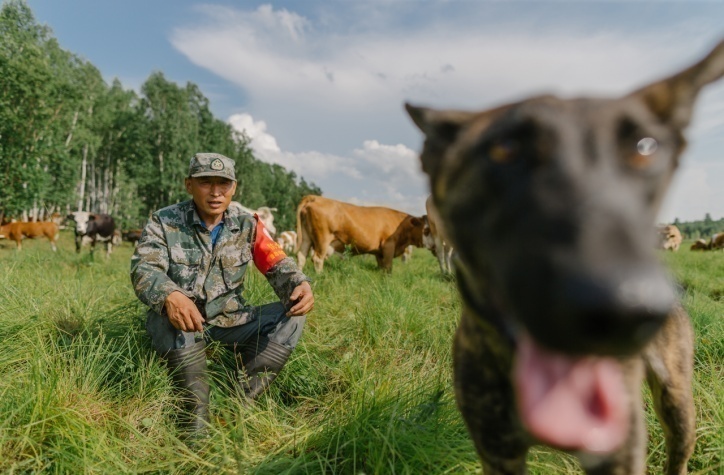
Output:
(0, 232), (721, 474)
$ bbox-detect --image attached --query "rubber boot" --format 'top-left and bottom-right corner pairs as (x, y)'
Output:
(239, 337), (292, 400)
(166, 341), (210, 437)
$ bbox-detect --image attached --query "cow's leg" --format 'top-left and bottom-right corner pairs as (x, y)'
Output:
(47, 231), (57, 252)
(310, 230), (332, 273)
(444, 244), (454, 274)
(435, 236), (447, 273)
(375, 253), (386, 269)
(75, 234), (82, 253)
(106, 240), (112, 257)
(402, 245), (412, 263)
(297, 234), (312, 270)
(312, 248), (326, 273)
(644, 307), (695, 475)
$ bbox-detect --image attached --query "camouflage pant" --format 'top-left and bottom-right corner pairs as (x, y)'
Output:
(146, 301), (306, 354)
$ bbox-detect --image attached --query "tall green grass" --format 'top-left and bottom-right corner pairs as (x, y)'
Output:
(0, 233), (721, 473)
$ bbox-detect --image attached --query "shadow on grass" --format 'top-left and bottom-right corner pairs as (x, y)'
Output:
(247, 386), (476, 475)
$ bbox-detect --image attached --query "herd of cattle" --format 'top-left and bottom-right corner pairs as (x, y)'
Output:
(0, 211), (133, 255)
(658, 223), (724, 252)
(0, 200), (721, 271)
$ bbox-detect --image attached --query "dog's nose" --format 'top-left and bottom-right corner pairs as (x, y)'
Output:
(537, 265), (676, 356)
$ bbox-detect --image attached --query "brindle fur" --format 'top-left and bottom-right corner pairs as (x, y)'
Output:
(407, 40), (724, 474)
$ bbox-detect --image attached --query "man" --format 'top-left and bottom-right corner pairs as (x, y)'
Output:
(131, 152), (314, 436)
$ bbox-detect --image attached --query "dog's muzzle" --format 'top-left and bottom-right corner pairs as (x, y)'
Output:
(514, 263), (676, 356)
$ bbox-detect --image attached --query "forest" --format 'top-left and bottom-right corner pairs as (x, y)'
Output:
(0, 0), (320, 232)
(673, 213), (724, 240)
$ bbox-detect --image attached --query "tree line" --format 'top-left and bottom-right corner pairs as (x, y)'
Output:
(0, 0), (320, 232)
(673, 213), (724, 240)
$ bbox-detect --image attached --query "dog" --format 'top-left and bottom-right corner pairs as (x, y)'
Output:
(406, 39), (724, 474)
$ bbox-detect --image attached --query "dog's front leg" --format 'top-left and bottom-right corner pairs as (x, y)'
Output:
(579, 358), (647, 475)
(645, 306), (696, 475)
(454, 309), (530, 474)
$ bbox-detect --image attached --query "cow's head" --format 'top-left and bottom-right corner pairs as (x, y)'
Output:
(67, 211), (92, 234)
(405, 215), (427, 248)
(421, 215), (436, 254)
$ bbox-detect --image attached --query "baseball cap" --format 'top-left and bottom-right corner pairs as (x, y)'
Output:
(188, 153), (236, 181)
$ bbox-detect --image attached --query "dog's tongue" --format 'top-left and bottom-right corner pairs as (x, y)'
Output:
(514, 333), (630, 453)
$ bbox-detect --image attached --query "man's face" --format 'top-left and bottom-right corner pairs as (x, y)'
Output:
(185, 176), (237, 221)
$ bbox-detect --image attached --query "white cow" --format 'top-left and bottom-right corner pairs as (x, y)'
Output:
(276, 230), (297, 254)
(228, 202), (277, 237)
(658, 224), (682, 252)
(425, 195), (455, 274)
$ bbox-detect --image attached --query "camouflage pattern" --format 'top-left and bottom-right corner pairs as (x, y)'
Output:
(188, 152), (236, 181)
(131, 199), (309, 328)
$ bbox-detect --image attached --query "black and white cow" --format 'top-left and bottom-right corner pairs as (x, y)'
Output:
(67, 212), (116, 257)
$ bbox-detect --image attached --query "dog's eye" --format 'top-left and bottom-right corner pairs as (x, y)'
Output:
(637, 137), (657, 155)
(627, 137), (658, 170)
(488, 140), (517, 163)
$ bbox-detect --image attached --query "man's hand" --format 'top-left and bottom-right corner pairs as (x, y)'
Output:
(164, 291), (205, 332)
(287, 281), (314, 317)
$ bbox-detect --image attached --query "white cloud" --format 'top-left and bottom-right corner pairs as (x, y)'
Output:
(353, 140), (419, 178)
(228, 112), (429, 215)
(229, 113), (362, 180)
(659, 162), (724, 223)
(228, 113), (280, 152)
(173, 4), (724, 221)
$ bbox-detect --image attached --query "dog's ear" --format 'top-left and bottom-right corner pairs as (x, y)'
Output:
(405, 103), (474, 144)
(405, 103), (476, 179)
(631, 39), (724, 128)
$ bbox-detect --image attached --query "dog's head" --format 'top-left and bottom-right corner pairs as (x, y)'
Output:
(407, 40), (723, 357)
(407, 40), (724, 454)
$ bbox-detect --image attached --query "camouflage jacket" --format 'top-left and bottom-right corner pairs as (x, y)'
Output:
(130, 199), (309, 327)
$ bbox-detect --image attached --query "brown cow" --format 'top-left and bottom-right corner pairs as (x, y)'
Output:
(658, 224), (682, 251)
(690, 238), (710, 250)
(379, 215), (427, 272)
(295, 195), (419, 272)
(0, 221), (59, 251)
(712, 232), (724, 250)
(122, 229), (143, 246)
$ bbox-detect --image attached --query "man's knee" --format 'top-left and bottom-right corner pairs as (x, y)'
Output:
(268, 314), (306, 349)
(146, 311), (199, 355)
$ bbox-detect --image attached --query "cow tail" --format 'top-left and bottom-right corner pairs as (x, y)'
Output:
(295, 200), (306, 254)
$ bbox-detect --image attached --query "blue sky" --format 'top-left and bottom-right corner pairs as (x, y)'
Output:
(29, 1), (724, 222)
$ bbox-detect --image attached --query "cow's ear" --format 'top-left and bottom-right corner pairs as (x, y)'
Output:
(405, 103), (476, 179)
(630, 39), (724, 129)
(89, 215), (96, 221)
